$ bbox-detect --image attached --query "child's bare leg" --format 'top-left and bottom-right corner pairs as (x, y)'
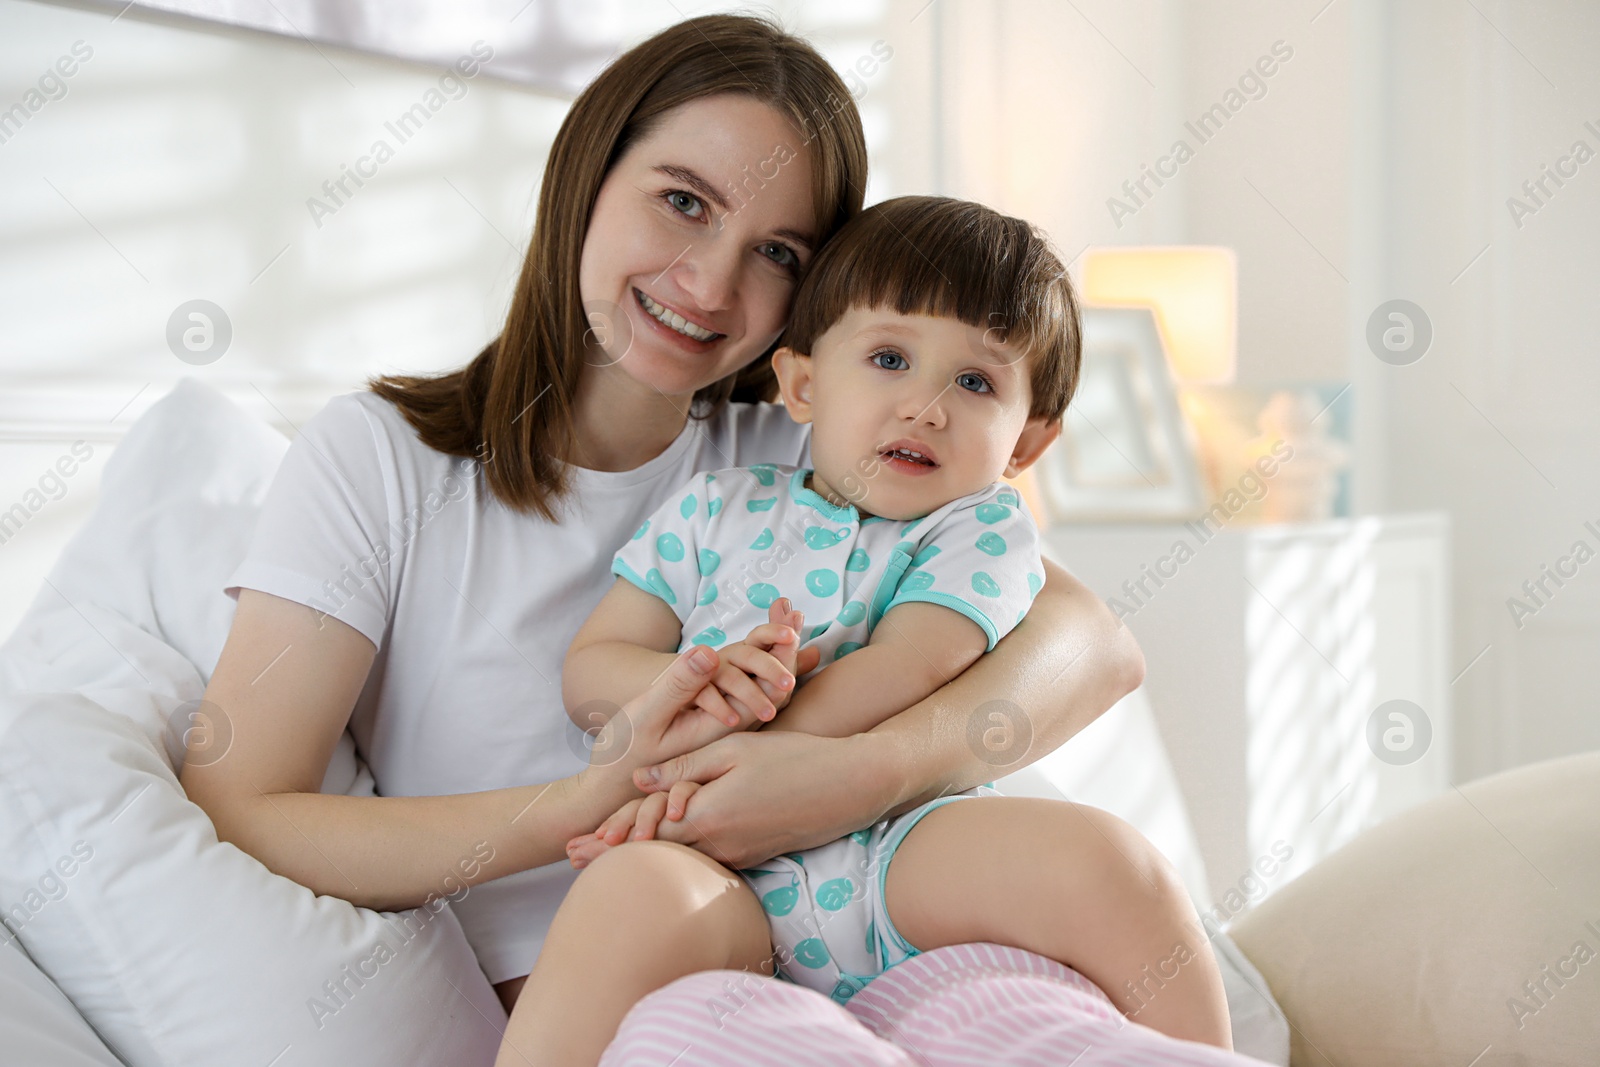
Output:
(882, 796), (1233, 1049)
(495, 840), (775, 1067)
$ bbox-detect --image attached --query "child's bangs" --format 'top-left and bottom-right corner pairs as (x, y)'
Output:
(788, 198), (1061, 362)
(782, 195), (1080, 421)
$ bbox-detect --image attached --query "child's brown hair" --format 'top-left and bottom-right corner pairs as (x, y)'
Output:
(780, 195), (1081, 422)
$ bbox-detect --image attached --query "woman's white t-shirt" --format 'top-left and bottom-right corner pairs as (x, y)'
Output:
(223, 391), (813, 984)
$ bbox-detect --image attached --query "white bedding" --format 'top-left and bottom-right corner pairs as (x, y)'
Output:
(0, 379), (503, 1067)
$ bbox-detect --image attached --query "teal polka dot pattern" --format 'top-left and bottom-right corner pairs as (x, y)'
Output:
(690, 626), (725, 647)
(793, 938), (831, 969)
(806, 570), (839, 597)
(849, 829), (871, 846)
(612, 467), (1045, 789)
(816, 878), (854, 911)
(805, 526), (849, 550)
(644, 568), (676, 605)
(762, 884), (799, 916)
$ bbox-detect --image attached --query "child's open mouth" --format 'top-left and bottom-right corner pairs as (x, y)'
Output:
(879, 441), (940, 474)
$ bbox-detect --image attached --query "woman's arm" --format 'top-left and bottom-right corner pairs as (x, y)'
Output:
(639, 558), (1144, 865)
(862, 556), (1144, 815)
(181, 589), (727, 912)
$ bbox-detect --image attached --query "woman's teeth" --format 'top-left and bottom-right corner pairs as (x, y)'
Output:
(637, 290), (718, 342)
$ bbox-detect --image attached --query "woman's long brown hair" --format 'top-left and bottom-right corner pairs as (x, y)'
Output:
(368, 15), (868, 521)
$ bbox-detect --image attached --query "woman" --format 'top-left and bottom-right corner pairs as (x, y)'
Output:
(183, 14), (1146, 1063)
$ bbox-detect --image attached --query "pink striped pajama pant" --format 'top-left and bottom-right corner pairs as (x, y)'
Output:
(598, 942), (1274, 1066)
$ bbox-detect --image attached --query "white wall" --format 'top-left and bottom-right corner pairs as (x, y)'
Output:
(1378, 0), (1600, 775)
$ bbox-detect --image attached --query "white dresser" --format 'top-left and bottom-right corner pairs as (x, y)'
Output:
(1042, 513), (1451, 908)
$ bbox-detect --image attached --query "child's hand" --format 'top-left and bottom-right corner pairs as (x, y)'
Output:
(565, 781), (702, 869)
(743, 598), (807, 716)
(688, 598), (809, 728)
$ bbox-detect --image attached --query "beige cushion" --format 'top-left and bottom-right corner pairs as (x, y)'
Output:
(1228, 751), (1600, 1066)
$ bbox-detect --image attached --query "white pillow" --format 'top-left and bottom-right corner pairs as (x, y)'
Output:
(0, 379), (503, 1066)
(0, 937), (121, 1067)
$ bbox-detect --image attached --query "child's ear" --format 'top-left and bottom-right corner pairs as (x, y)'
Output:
(771, 346), (815, 423)
(1004, 415), (1062, 479)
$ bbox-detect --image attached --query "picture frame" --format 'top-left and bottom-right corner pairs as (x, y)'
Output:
(1035, 306), (1207, 523)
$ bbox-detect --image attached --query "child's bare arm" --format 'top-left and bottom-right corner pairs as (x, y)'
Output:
(763, 602), (988, 739)
(565, 580), (815, 734)
(562, 578), (686, 728)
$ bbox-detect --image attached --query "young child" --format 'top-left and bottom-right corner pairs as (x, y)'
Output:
(557, 196), (1234, 1054)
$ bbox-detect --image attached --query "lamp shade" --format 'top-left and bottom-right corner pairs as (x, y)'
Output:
(1081, 246), (1238, 384)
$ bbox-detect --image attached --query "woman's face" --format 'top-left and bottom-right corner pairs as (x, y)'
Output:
(578, 94), (819, 402)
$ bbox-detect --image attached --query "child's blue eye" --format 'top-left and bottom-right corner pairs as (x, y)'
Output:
(665, 190), (705, 218)
(957, 372), (994, 394)
(870, 350), (906, 371)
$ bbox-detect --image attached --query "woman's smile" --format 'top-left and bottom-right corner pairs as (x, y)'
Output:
(633, 287), (723, 345)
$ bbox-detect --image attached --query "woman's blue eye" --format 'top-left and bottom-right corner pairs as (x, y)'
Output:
(958, 372), (994, 394)
(870, 350), (906, 371)
(759, 241), (798, 269)
(666, 191), (704, 218)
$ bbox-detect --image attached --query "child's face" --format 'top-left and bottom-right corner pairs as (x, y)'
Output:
(773, 307), (1061, 520)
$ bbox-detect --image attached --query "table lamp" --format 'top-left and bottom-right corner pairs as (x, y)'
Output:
(1079, 246), (1244, 504)
(1080, 246), (1238, 385)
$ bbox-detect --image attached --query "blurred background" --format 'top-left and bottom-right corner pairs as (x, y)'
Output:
(2, 0), (1596, 909)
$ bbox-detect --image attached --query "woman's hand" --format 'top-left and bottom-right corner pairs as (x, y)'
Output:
(563, 781), (701, 868)
(622, 730), (899, 869)
(582, 645), (728, 789)
(704, 598), (808, 723)
(583, 630), (817, 794)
